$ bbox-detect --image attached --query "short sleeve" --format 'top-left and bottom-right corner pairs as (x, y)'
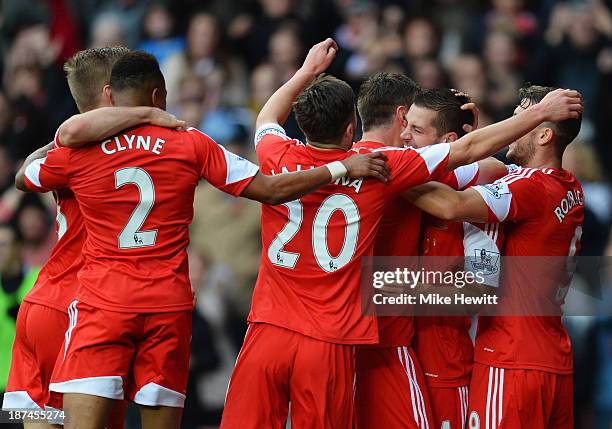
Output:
(385, 143), (451, 194)
(24, 147), (70, 192)
(253, 123), (297, 165)
(472, 170), (542, 223)
(189, 127), (259, 196)
(439, 162), (480, 190)
(254, 123), (289, 147)
(53, 127), (62, 148)
(463, 222), (504, 288)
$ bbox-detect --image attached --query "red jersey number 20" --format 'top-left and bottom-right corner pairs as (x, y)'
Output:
(268, 194), (360, 273)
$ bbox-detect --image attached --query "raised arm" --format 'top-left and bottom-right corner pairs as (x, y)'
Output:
(405, 182), (489, 223)
(58, 107), (186, 148)
(241, 152), (389, 205)
(256, 38), (338, 129)
(445, 89), (582, 171)
(15, 142), (55, 192)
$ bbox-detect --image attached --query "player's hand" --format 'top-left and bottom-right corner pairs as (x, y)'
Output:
(460, 102), (479, 132)
(538, 89), (583, 121)
(300, 38), (338, 76)
(149, 108), (187, 130)
(451, 89), (479, 132)
(341, 152), (390, 182)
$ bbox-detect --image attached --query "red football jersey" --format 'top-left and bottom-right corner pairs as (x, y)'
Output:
(373, 162), (481, 348)
(472, 167), (584, 374)
(24, 126), (259, 313)
(21, 134), (86, 312)
(415, 220), (504, 387)
(23, 189), (85, 312)
(248, 124), (451, 344)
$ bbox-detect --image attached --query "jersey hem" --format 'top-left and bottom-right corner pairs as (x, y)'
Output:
(474, 358), (573, 375)
(423, 377), (472, 388)
(359, 340), (412, 348)
(247, 319), (379, 345)
(23, 296), (72, 313)
(76, 298), (194, 314)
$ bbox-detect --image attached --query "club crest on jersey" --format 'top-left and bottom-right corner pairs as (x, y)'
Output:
(470, 248), (500, 274)
(481, 181), (510, 199)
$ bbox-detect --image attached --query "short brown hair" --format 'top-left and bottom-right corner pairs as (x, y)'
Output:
(64, 47), (130, 112)
(518, 84), (582, 153)
(357, 72), (420, 132)
(293, 75), (356, 145)
(413, 88), (474, 138)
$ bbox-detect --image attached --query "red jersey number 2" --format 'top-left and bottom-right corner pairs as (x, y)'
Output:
(115, 167), (158, 249)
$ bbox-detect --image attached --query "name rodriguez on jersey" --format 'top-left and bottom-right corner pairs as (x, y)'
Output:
(554, 189), (584, 223)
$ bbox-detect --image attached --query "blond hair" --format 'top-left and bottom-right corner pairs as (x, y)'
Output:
(63, 47), (129, 112)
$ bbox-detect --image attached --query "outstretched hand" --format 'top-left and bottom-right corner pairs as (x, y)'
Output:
(300, 38), (339, 76)
(341, 152), (390, 183)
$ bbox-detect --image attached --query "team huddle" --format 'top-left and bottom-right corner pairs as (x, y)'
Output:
(1, 37), (583, 429)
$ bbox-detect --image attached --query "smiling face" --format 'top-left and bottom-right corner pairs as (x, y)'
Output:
(506, 102), (538, 166)
(400, 104), (441, 148)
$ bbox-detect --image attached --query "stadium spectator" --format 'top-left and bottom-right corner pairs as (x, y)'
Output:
(138, 2), (186, 65)
(15, 196), (56, 268)
(0, 222), (38, 394)
(162, 12), (248, 111)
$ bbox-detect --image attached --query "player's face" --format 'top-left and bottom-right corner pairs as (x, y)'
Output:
(507, 103), (537, 166)
(400, 105), (440, 148)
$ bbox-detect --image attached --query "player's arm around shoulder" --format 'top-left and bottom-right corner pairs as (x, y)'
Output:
(405, 181), (490, 223)
(241, 151), (390, 205)
(16, 144), (72, 194)
(57, 107), (185, 148)
(15, 141), (57, 192)
(473, 158), (510, 185)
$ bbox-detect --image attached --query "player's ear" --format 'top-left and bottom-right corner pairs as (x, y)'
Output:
(102, 85), (114, 107)
(345, 119), (355, 139)
(396, 105), (409, 127)
(538, 126), (555, 147)
(151, 87), (167, 110)
(341, 118), (356, 149)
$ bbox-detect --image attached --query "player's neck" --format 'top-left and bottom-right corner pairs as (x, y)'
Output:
(524, 153), (562, 170)
(306, 141), (347, 151)
(361, 128), (400, 147)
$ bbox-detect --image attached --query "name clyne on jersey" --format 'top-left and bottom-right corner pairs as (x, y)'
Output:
(101, 134), (165, 155)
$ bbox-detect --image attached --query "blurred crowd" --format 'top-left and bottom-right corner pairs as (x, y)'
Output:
(0, 0), (611, 427)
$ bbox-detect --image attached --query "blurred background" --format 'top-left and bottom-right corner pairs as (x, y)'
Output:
(0, 0), (610, 428)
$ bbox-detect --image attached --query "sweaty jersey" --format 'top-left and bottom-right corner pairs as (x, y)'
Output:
(472, 167), (584, 374)
(24, 126), (259, 313)
(248, 124), (451, 345)
(374, 161), (481, 348)
(22, 136), (85, 313)
(415, 220), (504, 387)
